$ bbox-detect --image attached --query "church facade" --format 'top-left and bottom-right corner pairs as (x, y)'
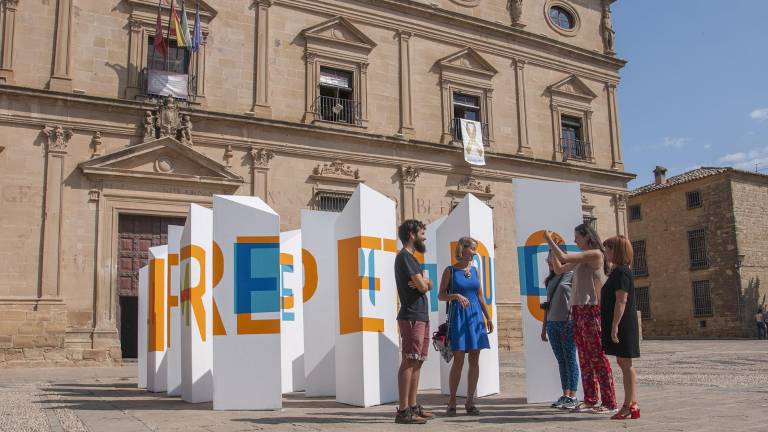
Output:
(0, 0), (631, 365)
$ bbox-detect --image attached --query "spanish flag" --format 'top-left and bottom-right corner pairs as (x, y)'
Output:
(170, 0), (188, 47)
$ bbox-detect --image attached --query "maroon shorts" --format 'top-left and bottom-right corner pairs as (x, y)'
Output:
(398, 320), (430, 361)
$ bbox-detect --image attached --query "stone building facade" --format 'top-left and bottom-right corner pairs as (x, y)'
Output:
(0, 0), (632, 366)
(628, 167), (768, 338)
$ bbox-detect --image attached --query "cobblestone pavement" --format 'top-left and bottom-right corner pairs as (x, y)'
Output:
(1, 340), (766, 431)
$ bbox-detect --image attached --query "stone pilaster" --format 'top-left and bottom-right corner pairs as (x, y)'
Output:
(399, 166), (420, 221)
(49, 0), (74, 92)
(250, 147), (274, 201)
(606, 83), (624, 169)
(397, 31), (414, 136)
(513, 58), (532, 156)
(125, 18), (143, 99)
(40, 125), (72, 299)
(250, 0), (272, 117)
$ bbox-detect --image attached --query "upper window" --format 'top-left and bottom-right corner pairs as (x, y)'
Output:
(312, 190), (351, 213)
(629, 204), (642, 221)
(561, 115), (591, 160)
(146, 36), (193, 100)
(317, 68), (358, 125)
(686, 190), (702, 209)
(549, 6), (575, 30)
(452, 93), (488, 146)
(632, 240), (648, 276)
(148, 37), (190, 74)
(688, 228), (709, 269)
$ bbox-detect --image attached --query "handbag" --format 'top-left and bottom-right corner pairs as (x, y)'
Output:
(432, 267), (454, 363)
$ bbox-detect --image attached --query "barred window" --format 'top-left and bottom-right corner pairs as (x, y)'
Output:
(692, 280), (713, 317)
(583, 215), (597, 231)
(687, 228), (708, 269)
(632, 240), (648, 276)
(312, 191), (351, 212)
(635, 287), (651, 319)
(686, 190), (702, 209)
(629, 204), (641, 221)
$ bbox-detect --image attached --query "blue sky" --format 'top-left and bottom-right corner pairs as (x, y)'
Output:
(613, 0), (768, 188)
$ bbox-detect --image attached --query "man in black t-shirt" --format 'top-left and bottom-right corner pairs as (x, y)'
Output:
(394, 220), (434, 424)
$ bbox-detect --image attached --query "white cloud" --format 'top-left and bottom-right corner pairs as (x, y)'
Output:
(704, 144), (711, 149)
(750, 108), (768, 120)
(662, 137), (690, 149)
(718, 147), (768, 171)
(718, 152), (747, 163)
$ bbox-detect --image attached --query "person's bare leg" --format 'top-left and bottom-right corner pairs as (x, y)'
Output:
(398, 355), (415, 411)
(466, 350), (480, 407)
(448, 352), (465, 408)
(617, 357), (637, 407)
(408, 361), (423, 407)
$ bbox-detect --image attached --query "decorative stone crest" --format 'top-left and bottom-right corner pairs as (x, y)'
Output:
(142, 96), (194, 145)
(42, 125), (73, 153)
(601, 0), (616, 55)
(91, 132), (103, 158)
(250, 147), (274, 169)
(458, 175), (492, 194)
(399, 166), (420, 184)
(313, 159), (360, 179)
(508, 0), (523, 23)
(154, 156), (175, 173)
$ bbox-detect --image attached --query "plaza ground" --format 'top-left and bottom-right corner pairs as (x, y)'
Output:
(1, 340), (766, 431)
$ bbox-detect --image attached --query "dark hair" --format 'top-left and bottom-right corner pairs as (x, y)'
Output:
(398, 219), (426, 246)
(574, 223), (609, 275)
(604, 235), (634, 267)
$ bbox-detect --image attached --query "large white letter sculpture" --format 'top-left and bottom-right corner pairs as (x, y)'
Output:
(212, 195), (282, 410)
(301, 210), (339, 397)
(437, 193), (500, 397)
(514, 179), (583, 403)
(166, 225), (183, 396)
(280, 229), (305, 393)
(180, 204), (213, 403)
(416, 216), (446, 391)
(334, 184), (399, 407)
(138, 265), (148, 389)
(147, 245), (168, 392)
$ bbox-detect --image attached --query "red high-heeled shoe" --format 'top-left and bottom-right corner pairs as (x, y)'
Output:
(611, 403), (640, 420)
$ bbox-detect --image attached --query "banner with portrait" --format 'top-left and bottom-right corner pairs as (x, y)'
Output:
(460, 119), (486, 166)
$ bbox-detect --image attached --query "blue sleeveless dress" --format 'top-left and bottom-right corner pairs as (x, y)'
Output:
(448, 266), (491, 352)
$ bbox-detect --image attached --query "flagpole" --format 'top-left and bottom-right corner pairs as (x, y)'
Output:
(165, 0), (172, 73)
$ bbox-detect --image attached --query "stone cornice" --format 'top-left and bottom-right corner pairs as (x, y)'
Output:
(276, 0), (626, 74)
(0, 85), (636, 190)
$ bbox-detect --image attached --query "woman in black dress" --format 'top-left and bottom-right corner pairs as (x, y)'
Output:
(601, 235), (640, 420)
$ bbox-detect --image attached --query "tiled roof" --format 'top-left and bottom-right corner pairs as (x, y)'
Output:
(630, 167), (729, 197)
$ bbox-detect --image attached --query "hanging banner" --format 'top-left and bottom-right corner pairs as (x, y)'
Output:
(514, 179), (584, 403)
(461, 119), (486, 166)
(148, 69), (189, 99)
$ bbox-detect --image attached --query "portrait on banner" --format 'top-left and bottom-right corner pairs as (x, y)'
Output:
(461, 119), (486, 166)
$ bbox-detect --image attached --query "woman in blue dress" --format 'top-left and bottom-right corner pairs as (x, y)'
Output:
(438, 236), (493, 416)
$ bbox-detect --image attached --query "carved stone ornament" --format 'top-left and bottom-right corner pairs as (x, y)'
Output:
(91, 132), (104, 158)
(142, 96), (194, 145)
(458, 175), (492, 194)
(249, 147), (274, 169)
(223, 145), (234, 168)
(508, 0), (523, 23)
(154, 156), (175, 173)
(613, 193), (627, 210)
(399, 166), (420, 184)
(88, 189), (100, 202)
(42, 125), (73, 152)
(581, 192), (589, 205)
(313, 159), (360, 179)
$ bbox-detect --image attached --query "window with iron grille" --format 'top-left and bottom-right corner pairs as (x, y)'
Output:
(629, 204), (641, 221)
(632, 240), (648, 276)
(312, 191), (351, 213)
(317, 68), (358, 125)
(692, 280), (713, 317)
(561, 115), (592, 160)
(686, 190), (702, 209)
(635, 287), (651, 319)
(687, 228), (708, 269)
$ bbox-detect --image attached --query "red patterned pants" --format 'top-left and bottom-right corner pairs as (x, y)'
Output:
(572, 305), (616, 408)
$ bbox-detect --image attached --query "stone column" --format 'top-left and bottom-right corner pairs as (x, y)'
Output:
(397, 30), (414, 136)
(303, 53), (316, 123)
(441, 82), (453, 144)
(194, 38), (207, 99)
(49, 0), (74, 92)
(606, 83), (624, 169)
(485, 88), (495, 143)
(125, 18), (143, 99)
(250, 147), (274, 201)
(359, 62), (369, 126)
(613, 193), (627, 236)
(0, 0), (20, 83)
(250, 0), (272, 117)
(399, 166), (419, 221)
(550, 103), (562, 161)
(513, 58), (532, 156)
(40, 125), (72, 299)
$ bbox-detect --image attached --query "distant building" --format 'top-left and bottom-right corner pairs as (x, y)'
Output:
(628, 166), (768, 338)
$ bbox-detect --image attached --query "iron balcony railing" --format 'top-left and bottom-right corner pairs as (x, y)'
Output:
(450, 118), (489, 146)
(562, 138), (592, 161)
(315, 95), (361, 125)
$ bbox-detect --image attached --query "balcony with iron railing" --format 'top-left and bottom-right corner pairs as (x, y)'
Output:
(450, 118), (490, 146)
(562, 138), (593, 161)
(314, 95), (361, 126)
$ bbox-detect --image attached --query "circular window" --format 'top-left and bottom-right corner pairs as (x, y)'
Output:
(544, 1), (581, 36)
(549, 6), (574, 30)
